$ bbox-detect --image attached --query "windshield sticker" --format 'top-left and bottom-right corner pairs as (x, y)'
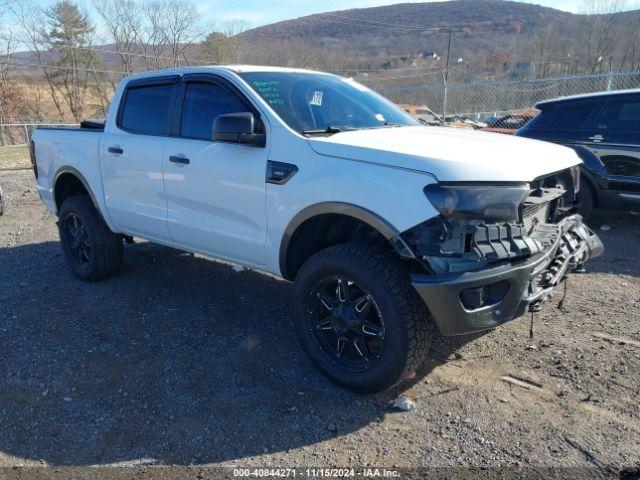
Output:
(342, 77), (370, 92)
(252, 80), (285, 106)
(375, 113), (386, 122)
(310, 91), (323, 106)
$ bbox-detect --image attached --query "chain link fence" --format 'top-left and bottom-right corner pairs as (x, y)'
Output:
(1, 71), (639, 170)
(374, 71), (640, 120)
(0, 123), (78, 171)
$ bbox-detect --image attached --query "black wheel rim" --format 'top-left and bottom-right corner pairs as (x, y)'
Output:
(63, 213), (91, 266)
(306, 275), (385, 372)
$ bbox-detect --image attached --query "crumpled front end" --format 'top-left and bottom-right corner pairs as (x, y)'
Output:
(403, 167), (604, 335)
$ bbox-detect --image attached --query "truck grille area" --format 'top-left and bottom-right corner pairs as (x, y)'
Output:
(522, 201), (552, 233)
(405, 168), (581, 275)
(521, 167), (582, 233)
(470, 223), (545, 263)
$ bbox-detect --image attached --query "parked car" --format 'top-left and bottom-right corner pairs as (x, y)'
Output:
(31, 66), (602, 393)
(517, 89), (640, 218)
(483, 109), (539, 135)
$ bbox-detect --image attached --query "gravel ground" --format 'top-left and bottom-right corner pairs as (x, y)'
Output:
(0, 169), (639, 477)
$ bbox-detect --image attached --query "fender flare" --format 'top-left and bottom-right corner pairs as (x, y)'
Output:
(53, 166), (102, 215)
(278, 202), (415, 279)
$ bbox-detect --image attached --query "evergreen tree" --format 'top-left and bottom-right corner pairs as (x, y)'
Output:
(44, 1), (98, 120)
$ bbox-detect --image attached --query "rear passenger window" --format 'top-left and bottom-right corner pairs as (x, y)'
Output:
(526, 108), (554, 129)
(596, 98), (640, 132)
(180, 82), (248, 140)
(549, 102), (598, 130)
(119, 83), (174, 135)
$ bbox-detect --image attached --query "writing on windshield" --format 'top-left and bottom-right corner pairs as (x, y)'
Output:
(240, 71), (418, 134)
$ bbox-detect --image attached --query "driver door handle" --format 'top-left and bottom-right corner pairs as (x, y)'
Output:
(169, 155), (190, 165)
(108, 146), (123, 155)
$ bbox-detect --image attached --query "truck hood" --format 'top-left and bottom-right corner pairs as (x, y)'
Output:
(307, 126), (581, 182)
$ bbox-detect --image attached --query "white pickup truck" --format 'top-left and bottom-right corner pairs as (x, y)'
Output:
(31, 66), (603, 393)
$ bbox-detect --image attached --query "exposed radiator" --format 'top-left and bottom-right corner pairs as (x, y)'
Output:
(522, 201), (551, 233)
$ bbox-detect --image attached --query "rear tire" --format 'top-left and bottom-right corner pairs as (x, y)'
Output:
(58, 195), (123, 281)
(293, 242), (432, 394)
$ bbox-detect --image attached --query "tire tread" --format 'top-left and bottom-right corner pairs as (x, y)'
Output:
(58, 195), (123, 281)
(295, 242), (431, 391)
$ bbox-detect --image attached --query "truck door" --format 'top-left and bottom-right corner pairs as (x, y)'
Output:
(100, 75), (178, 240)
(579, 94), (640, 201)
(162, 74), (268, 266)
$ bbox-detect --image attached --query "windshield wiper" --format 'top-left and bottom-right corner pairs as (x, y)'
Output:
(302, 126), (352, 135)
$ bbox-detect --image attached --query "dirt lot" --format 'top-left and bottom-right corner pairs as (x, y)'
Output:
(0, 169), (639, 477)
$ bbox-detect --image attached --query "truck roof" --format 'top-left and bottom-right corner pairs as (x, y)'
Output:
(536, 88), (640, 107)
(124, 65), (331, 81)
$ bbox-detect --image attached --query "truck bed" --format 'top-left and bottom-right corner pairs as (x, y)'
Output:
(32, 126), (105, 216)
(36, 119), (105, 132)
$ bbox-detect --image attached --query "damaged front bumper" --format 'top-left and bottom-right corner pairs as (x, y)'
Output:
(411, 215), (603, 336)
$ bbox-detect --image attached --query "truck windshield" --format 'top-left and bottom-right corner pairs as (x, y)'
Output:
(239, 71), (419, 134)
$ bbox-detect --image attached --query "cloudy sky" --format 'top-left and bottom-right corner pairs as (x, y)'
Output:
(197, 0), (621, 27)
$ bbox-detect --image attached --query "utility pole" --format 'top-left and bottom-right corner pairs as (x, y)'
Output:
(440, 26), (464, 125)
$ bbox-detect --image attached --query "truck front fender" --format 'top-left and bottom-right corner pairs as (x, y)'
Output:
(279, 202), (416, 278)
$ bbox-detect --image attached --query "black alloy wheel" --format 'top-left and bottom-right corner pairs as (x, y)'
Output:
(62, 212), (92, 266)
(307, 275), (386, 372)
(294, 242), (432, 393)
(57, 195), (123, 281)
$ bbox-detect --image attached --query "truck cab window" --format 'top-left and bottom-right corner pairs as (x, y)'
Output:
(120, 83), (174, 135)
(549, 101), (597, 130)
(180, 82), (248, 140)
(596, 98), (640, 132)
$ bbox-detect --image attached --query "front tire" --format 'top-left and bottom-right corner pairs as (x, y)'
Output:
(58, 195), (123, 281)
(293, 242), (432, 393)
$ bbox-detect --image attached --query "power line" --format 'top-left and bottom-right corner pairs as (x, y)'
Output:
(313, 16), (458, 33)
(9, 38), (455, 77)
(463, 30), (527, 62)
(316, 13), (530, 65)
(339, 64), (445, 74)
(317, 12), (463, 32)
(364, 69), (444, 81)
(0, 59), (131, 75)
(58, 44), (211, 65)
(312, 17), (411, 31)
(12, 40), (213, 66)
(3, 50), (448, 78)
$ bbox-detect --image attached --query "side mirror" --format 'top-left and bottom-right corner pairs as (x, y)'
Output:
(212, 112), (265, 147)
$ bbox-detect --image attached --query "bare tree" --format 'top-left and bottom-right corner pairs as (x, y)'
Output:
(220, 20), (251, 37)
(0, 35), (20, 124)
(10, 0), (65, 119)
(135, 0), (165, 68)
(532, 24), (558, 78)
(138, 0), (203, 68)
(617, 3), (640, 71)
(93, 0), (142, 73)
(622, 28), (640, 71)
(575, 0), (626, 73)
(0, 1), (30, 124)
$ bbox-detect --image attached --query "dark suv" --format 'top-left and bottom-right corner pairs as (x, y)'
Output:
(517, 89), (640, 218)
